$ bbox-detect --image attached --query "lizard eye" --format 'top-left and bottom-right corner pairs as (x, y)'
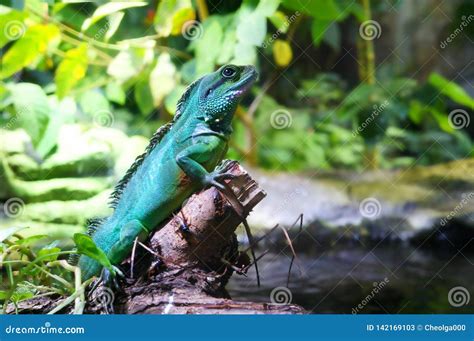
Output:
(221, 66), (236, 79)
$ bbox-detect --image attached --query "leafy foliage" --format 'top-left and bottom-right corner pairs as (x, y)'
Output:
(0, 0), (472, 168)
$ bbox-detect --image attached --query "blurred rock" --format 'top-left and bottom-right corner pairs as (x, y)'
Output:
(245, 159), (474, 245)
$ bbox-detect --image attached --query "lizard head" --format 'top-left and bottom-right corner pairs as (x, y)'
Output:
(197, 64), (258, 128)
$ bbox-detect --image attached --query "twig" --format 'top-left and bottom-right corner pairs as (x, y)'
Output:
(242, 219), (260, 287)
(285, 214), (305, 287)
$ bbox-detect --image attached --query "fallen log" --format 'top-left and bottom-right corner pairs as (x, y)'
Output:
(7, 160), (306, 314)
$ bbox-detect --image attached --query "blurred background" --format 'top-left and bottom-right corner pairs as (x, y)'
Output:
(0, 0), (473, 313)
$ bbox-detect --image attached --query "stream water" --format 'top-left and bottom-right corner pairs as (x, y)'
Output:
(228, 243), (474, 314)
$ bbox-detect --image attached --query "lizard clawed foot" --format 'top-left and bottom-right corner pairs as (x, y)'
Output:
(213, 172), (237, 181)
(87, 266), (123, 314)
(91, 266), (123, 292)
(203, 171), (236, 189)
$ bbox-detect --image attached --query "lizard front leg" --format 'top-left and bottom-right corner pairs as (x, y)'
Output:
(175, 141), (233, 191)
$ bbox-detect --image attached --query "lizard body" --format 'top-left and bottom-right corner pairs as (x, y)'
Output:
(74, 65), (258, 280)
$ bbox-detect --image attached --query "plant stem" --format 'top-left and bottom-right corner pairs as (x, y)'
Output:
(356, 34), (366, 81)
(235, 106), (258, 166)
(196, 0), (209, 20)
(361, 0), (376, 84)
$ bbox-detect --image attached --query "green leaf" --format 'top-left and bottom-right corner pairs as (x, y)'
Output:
(311, 19), (332, 45)
(55, 44), (88, 99)
(37, 247), (61, 262)
(170, 7), (196, 35)
(268, 11), (289, 33)
(135, 74), (154, 115)
(0, 7), (28, 48)
(231, 41), (257, 65)
(15, 234), (48, 246)
(164, 85), (186, 114)
(79, 90), (110, 117)
(256, 0), (280, 17)
(195, 18), (223, 76)
(408, 100), (424, 124)
(0, 24), (60, 79)
(104, 11), (125, 41)
(217, 27), (237, 64)
(35, 96), (76, 157)
(0, 226), (27, 242)
(430, 107), (454, 133)
(149, 53), (176, 107)
(236, 11), (266, 46)
(73, 233), (113, 272)
(281, 0), (340, 20)
(154, 0), (193, 37)
(10, 288), (34, 303)
(106, 82), (126, 105)
(82, 1), (147, 31)
(323, 22), (340, 51)
(107, 48), (152, 83)
(428, 73), (474, 108)
(9, 83), (53, 157)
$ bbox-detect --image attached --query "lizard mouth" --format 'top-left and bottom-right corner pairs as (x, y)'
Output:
(227, 66), (258, 97)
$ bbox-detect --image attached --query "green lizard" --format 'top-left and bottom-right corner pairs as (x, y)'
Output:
(72, 64), (258, 281)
